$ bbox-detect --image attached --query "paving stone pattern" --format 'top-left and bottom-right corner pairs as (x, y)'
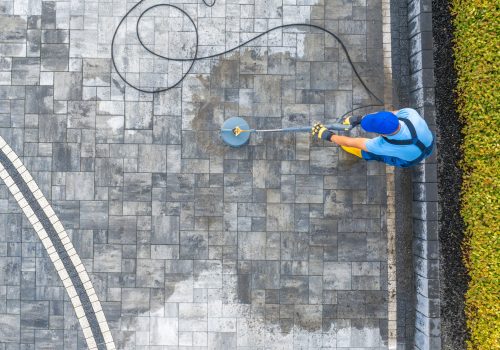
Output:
(0, 0), (388, 348)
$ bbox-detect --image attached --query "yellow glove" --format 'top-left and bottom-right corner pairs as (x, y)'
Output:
(311, 122), (333, 141)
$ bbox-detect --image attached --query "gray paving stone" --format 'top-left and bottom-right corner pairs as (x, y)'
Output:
(52, 143), (80, 171)
(311, 62), (339, 90)
(41, 44), (69, 71)
(0, 314), (20, 342)
(109, 216), (136, 244)
(280, 276), (309, 304)
(20, 301), (49, 328)
(95, 158), (123, 186)
(136, 259), (164, 288)
(123, 173), (151, 202)
(324, 262), (352, 290)
(125, 102), (153, 130)
(11, 58), (39, 85)
(138, 145), (166, 173)
(83, 58), (110, 86)
(25, 86), (53, 114)
(1, 15), (26, 41)
(65, 172), (94, 200)
(80, 201), (108, 229)
(122, 288), (150, 316)
(267, 204), (294, 231)
(180, 231), (209, 259)
(152, 215), (179, 245)
(54, 72), (82, 101)
(93, 244), (122, 273)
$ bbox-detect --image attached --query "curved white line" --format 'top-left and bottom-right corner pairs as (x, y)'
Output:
(0, 136), (116, 350)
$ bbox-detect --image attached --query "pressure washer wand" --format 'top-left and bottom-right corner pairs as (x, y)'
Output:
(224, 123), (353, 136)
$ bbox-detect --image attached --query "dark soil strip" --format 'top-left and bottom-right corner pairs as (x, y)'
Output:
(431, 0), (469, 348)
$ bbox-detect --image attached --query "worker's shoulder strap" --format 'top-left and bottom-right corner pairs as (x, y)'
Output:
(382, 117), (426, 152)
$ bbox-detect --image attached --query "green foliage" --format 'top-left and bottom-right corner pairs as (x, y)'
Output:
(451, 1), (500, 348)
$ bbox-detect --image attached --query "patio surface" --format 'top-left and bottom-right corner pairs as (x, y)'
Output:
(0, 0), (389, 348)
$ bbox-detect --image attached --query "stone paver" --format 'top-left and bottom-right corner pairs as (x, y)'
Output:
(0, 0), (388, 348)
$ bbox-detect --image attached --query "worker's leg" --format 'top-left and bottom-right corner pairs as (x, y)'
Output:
(340, 145), (362, 158)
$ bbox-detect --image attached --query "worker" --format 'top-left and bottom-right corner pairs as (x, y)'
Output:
(311, 108), (434, 167)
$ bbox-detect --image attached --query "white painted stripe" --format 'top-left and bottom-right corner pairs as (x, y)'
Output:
(83, 326), (94, 340)
(12, 158), (22, 169)
(21, 205), (35, 219)
(1, 144), (13, 155)
(43, 205), (56, 218)
(16, 194), (26, 205)
(80, 316), (90, 329)
(4, 176), (14, 187)
(88, 292), (98, 303)
(75, 263), (85, 273)
(41, 237), (53, 250)
(38, 196), (49, 209)
(9, 183), (20, 196)
(6, 150), (18, 162)
(79, 271), (90, 284)
(57, 269), (69, 282)
(100, 322), (110, 333)
(74, 305), (85, 319)
(46, 245), (56, 255)
(53, 221), (64, 233)
(103, 331), (114, 344)
(21, 170), (32, 182)
(31, 220), (42, 232)
(86, 337), (97, 349)
(26, 180), (38, 192)
(38, 229), (48, 241)
(53, 259), (65, 272)
(32, 189), (43, 199)
(67, 247), (77, 257)
(62, 277), (73, 289)
(95, 311), (106, 323)
(48, 214), (58, 225)
(70, 254), (82, 267)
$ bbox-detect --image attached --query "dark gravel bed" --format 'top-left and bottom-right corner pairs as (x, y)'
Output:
(432, 0), (469, 348)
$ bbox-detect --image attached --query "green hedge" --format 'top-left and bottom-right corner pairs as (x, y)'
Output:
(451, 1), (500, 348)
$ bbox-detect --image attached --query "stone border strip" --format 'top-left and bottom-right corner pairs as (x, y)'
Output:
(0, 136), (115, 350)
(382, 0), (398, 348)
(407, 0), (441, 349)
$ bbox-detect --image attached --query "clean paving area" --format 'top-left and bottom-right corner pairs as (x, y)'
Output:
(0, 0), (389, 348)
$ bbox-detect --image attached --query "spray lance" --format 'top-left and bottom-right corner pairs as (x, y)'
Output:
(220, 116), (355, 147)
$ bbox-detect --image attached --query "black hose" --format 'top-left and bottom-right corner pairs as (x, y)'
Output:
(111, 1), (385, 119)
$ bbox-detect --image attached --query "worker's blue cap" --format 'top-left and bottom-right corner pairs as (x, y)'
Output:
(361, 111), (399, 134)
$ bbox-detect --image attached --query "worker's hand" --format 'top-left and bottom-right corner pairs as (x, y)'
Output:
(311, 122), (333, 141)
(342, 115), (362, 127)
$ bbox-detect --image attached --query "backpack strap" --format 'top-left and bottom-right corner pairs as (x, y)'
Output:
(382, 118), (427, 152)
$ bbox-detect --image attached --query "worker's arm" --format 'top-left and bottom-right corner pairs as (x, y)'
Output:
(328, 135), (369, 151)
(311, 123), (370, 151)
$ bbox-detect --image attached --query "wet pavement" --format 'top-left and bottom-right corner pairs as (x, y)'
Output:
(0, 0), (389, 348)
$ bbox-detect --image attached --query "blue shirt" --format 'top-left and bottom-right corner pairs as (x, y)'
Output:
(365, 108), (433, 161)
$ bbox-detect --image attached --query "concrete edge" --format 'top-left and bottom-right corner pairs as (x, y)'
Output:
(407, 0), (441, 349)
